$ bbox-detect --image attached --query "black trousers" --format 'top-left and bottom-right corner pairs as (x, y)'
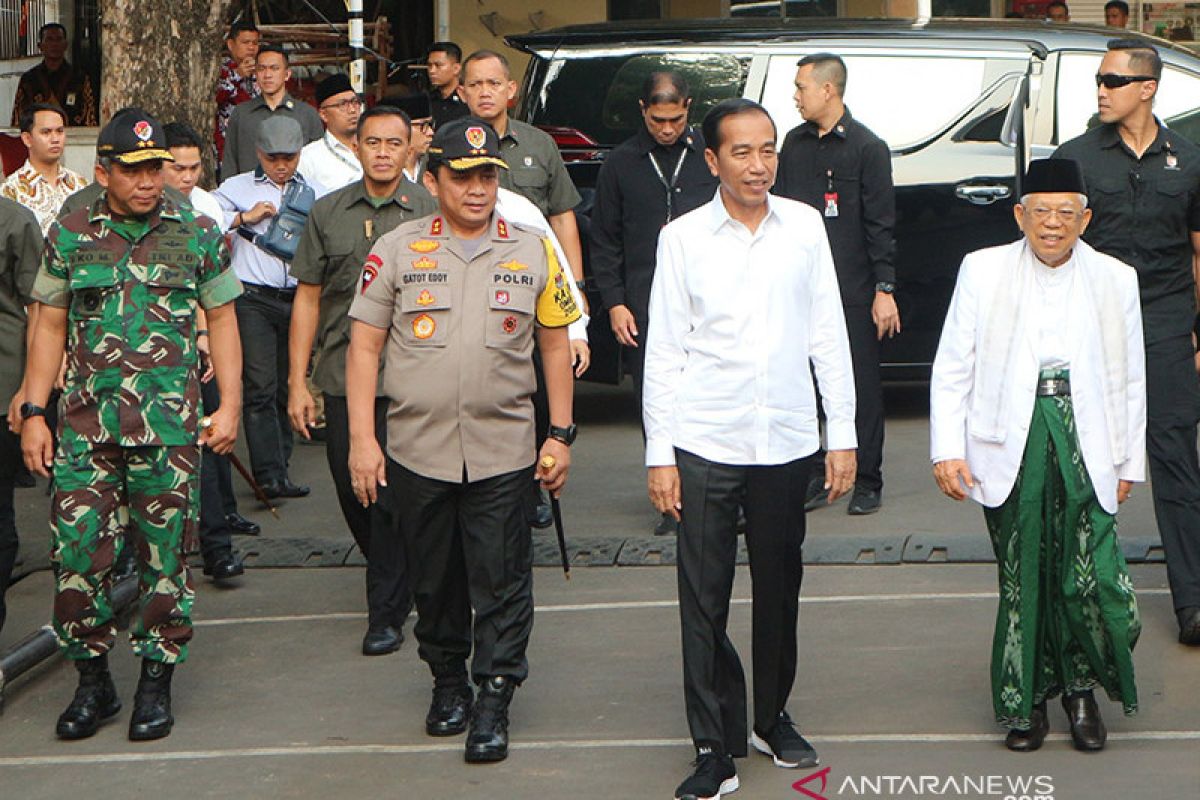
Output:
(388, 459), (534, 685)
(197, 378), (233, 564)
(675, 448), (812, 757)
(1145, 335), (1200, 612)
(0, 418), (19, 635)
(234, 289), (294, 484)
(324, 395), (410, 629)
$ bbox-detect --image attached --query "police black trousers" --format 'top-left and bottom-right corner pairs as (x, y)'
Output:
(1145, 335), (1200, 612)
(324, 396), (411, 629)
(387, 459), (534, 685)
(675, 448), (813, 757)
(198, 377), (233, 564)
(0, 419), (19, 634)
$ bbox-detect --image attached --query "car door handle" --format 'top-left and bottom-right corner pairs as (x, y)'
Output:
(955, 184), (1012, 205)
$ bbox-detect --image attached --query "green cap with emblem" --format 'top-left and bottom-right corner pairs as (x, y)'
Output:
(97, 107), (174, 165)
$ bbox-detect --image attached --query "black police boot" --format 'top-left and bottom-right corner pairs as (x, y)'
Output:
(426, 661), (473, 736)
(56, 654), (121, 740)
(128, 659), (175, 741)
(464, 676), (515, 763)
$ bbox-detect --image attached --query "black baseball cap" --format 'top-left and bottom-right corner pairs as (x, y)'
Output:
(427, 117), (508, 171)
(97, 108), (174, 164)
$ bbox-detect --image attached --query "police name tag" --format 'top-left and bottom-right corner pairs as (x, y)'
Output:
(824, 192), (839, 218)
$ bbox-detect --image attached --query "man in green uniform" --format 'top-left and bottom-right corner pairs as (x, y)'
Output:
(20, 108), (243, 742)
(346, 118), (580, 763)
(289, 104), (435, 655)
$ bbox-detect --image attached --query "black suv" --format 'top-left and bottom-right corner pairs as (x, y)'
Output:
(507, 18), (1200, 382)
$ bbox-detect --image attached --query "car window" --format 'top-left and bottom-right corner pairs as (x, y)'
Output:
(1057, 51), (1200, 147)
(761, 53), (1020, 150)
(525, 52), (750, 149)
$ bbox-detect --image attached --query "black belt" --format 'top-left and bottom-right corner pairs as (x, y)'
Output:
(241, 282), (295, 301)
(1036, 377), (1070, 397)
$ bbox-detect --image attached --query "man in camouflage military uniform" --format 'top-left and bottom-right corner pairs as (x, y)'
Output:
(346, 118), (580, 764)
(289, 104), (435, 656)
(20, 109), (243, 742)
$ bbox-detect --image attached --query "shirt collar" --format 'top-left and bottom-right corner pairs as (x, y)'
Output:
(636, 124), (702, 155)
(707, 189), (780, 234)
(15, 160), (44, 184)
(88, 193), (176, 230)
(798, 108), (853, 140)
(253, 166), (305, 188)
(324, 131), (354, 153)
(498, 119), (520, 144)
(1097, 118), (1169, 154)
(345, 178), (416, 210)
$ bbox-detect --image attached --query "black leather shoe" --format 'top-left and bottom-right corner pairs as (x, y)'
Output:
(1177, 607), (1200, 646)
(427, 664), (473, 736)
(1005, 702), (1049, 752)
(362, 625), (403, 656)
(654, 513), (678, 536)
(225, 512), (261, 536)
(1062, 691), (1106, 751)
(847, 487), (882, 515)
(262, 479), (310, 499)
(803, 475), (828, 511)
(465, 676), (515, 763)
(531, 502), (553, 529)
(129, 660), (174, 741)
(202, 553), (244, 583)
(56, 655), (121, 740)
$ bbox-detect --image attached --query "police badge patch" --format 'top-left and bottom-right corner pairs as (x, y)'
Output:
(361, 254), (382, 293)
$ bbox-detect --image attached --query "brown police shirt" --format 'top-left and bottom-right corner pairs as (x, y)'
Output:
(348, 212), (580, 483)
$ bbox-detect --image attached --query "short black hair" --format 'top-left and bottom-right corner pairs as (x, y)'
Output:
(1108, 37), (1162, 80)
(38, 23), (66, 41)
(701, 98), (775, 152)
(1104, 0), (1129, 12)
(164, 121), (205, 151)
(18, 102), (65, 133)
(640, 72), (689, 106)
(227, 20), (258, 39)
(356, 104), (411, 139)
(797, 52), (848, 96)
(462, 49), (511, 80)
(257, 42), (287, 64)
(427, 41), (462, 63)
(1047, 1), (1069, 11)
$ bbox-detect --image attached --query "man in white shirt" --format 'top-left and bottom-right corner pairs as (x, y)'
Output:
(643, 98), (856, 800)
(215, 116), (328, 500)
(297, 73), (363, 191)
(0, 103), (87, 234)
(394, 92), (434, 185)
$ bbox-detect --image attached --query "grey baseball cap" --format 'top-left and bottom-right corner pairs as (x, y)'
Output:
(256, 116), (305, 155)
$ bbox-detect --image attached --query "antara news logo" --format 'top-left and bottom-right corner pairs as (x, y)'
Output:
(793, 766), (1055, 800)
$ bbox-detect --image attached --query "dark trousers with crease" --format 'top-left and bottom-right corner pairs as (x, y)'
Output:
(675, 448), (812, 757)
(235, 289), (294, 485)
(0, 420), (19, 634)
(388, 458), (534, 685)
(197, 378), (233, 565)
(325, 396), (410, 629)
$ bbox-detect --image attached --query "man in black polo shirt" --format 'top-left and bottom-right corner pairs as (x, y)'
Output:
(591, 71), (717, 535)
(775, 53), (899, 516)
(1055, 38), (1200, 646)
(425, 42), (470, 129)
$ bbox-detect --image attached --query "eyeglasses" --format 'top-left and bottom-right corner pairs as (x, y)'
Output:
(1028, 206), (1080, 222)
(415, 120), (434, 131)
(321, 97), (363, 112)
(1094, 73), (1155, 89)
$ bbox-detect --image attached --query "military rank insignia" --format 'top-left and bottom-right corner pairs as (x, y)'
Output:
(409, 239), (440, 254)
(498, 260), (527, 272)
(496, 219), (509, 239)
(412, 313), (436, 339)
(430, 217), (444, 236)
(361, 254), (382, 294)
(412, 257), (437, 270)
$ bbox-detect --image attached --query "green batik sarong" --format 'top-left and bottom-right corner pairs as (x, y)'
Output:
(982, 370), (1140, 731)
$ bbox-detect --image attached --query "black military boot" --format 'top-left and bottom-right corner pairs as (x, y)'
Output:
(465, 676), (515, 763)
(426, 662), (473, 736)
(128, 659), (175, 741)
(56, 654), (122, 740)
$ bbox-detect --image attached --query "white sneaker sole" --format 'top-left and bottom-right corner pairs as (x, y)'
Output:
(750, 732), (819, 769)
(677, 774), (739, 800)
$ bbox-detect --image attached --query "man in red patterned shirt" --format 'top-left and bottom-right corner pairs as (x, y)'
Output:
(214, 21), (261, 166)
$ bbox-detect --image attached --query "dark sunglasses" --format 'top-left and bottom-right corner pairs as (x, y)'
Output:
(1094, 73), (1156, 89)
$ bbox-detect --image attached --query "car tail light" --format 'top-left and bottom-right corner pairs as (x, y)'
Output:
(538, 125), (601, 162)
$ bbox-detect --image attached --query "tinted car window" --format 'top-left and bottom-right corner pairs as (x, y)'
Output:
(526, 52), (750, 148)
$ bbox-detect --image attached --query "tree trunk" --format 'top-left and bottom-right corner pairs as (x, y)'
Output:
(100, 0), (235, 186)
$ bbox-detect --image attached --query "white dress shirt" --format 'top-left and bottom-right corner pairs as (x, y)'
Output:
(297, 131), (362, 191)
(643, 192), (857, 467)
(1032, 257), (1074, 368)
(214, 169), (329, 289)
(494, 187), (589, 342)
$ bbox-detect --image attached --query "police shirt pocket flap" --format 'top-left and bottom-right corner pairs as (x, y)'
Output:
(401, 288), (451, 313)
(510, 165), (549, 188)
(489, 287), (535, 314)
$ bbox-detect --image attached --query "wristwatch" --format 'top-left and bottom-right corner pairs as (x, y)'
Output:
(547, 424), (578, 446)
(19, 402), (46, 420)
(875, 281), (896, 294)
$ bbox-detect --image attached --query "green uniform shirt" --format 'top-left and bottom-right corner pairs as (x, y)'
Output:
(58, 182), (189, 221)
(290, 177), (436, 396)
(0, 197), (42, 410)
(498, 118), (582, 218)
(30, 193), (243, 447)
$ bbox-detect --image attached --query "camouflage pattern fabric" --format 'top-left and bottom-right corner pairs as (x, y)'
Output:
(52, 439), (199, 663)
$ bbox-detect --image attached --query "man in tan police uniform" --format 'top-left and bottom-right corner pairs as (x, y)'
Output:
(345, 118), (579, 764)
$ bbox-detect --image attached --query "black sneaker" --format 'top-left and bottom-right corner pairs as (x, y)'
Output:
(674, 747), (738, 800)
(750, 711), (818, 769)
(847, 487), (882, 516)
